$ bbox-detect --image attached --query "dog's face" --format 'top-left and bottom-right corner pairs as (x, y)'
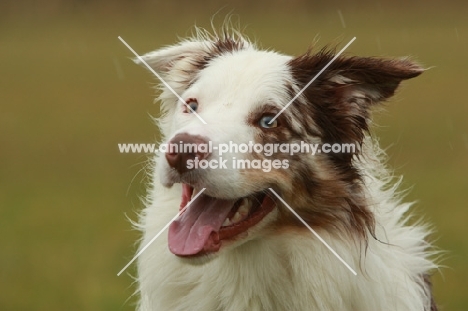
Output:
(139, 33), (423, 258)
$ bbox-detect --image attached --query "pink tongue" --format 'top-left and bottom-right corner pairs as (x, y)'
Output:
(168, 191), (236, 256)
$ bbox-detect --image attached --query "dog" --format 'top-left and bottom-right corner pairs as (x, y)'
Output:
(132, 26), (438, 310)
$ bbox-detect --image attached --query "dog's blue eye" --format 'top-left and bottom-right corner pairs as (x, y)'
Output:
(259, 115), (278, 128)
(184, 99), (198, 113)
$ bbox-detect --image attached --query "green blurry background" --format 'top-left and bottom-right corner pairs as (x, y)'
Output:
(1, 0), (467, 310)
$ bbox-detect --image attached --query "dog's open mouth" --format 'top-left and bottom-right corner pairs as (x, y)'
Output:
(168, 184), (276, 257)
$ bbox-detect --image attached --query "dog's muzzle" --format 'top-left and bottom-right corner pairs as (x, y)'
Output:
(165, 133), (211, 174)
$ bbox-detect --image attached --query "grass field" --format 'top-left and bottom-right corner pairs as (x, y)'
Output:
(1, 1), (467, 310)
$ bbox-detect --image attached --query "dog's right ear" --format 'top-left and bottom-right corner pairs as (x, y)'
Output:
(135, 41), (212, 73)
(135, 35), (249, 136)
(136, 33), (251, 109)
(135, 41), (213, 94)
(136, 33), (250, 95)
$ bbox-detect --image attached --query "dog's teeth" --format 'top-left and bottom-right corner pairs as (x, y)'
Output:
(238, 199), (251, 216)
(222, 199), (253, 228)
(231, 212), (242, 224)
(222, 218), (231, 227)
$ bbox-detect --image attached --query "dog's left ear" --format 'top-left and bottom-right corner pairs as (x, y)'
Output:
(289, 50), (424, 143)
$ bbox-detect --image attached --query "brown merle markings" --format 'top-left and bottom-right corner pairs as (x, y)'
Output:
(258, 48), (424, 242)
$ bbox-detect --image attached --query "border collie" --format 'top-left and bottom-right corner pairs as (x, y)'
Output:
(132, 27), (438, 311)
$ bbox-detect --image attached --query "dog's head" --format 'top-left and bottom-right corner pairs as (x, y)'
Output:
(138, 30), (423, 258)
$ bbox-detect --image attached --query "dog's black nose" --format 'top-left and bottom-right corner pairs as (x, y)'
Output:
(165, 133), (211, 174)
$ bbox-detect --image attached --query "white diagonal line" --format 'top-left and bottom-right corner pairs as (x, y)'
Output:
(269, 37), (356, 124)
(268, 188), (357, 276)
(118, 36), (207, 125)
(117, 188), (206, 276)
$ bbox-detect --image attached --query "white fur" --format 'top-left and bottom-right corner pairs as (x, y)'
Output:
(133, 31), (437, 311)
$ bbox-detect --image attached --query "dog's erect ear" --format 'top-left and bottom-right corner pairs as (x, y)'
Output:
(289, 50), (424, 143)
